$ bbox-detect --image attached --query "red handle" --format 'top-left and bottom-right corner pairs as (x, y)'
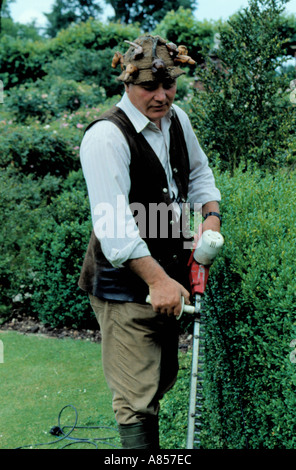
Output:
(189, 260), (209, 295)
(188, 224), (209, 295)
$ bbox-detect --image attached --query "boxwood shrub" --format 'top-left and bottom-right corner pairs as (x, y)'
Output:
(200, 166), (296, 449)
(0, 167), (62, 319)
(29, 176), (94, 329)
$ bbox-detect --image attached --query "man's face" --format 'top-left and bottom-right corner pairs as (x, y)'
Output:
(125, 79), (177, 125)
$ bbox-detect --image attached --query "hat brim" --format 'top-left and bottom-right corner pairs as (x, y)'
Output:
(117, 66), (185, 84)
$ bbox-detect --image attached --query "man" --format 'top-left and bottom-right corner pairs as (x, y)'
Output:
(78, 35), (221, 449)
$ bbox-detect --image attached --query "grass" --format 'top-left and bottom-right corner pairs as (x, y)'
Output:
(0, 330), (119, 449)
(0, 329), (192, 449)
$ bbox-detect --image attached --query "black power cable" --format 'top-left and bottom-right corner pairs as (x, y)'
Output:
(15, 404), (120, 449)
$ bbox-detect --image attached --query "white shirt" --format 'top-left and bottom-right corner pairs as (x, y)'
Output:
(80, 92), (221, 268)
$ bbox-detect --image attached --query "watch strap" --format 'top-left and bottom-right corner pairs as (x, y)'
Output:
(203, 212), (222, 225)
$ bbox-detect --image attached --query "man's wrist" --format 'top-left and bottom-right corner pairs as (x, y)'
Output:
(203, 211), (222, 226)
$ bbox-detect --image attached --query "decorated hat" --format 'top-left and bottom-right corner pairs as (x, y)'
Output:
(111, 34), (196, 84)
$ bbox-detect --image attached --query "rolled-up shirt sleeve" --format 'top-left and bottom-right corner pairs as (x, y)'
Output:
(80, 120), (151, 268)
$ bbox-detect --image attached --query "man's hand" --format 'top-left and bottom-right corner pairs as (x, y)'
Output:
(128, 256), (190, 317)
(148, 276), (190, 317)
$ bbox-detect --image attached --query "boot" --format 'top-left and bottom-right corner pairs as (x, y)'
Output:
(118, 418), (159, 450)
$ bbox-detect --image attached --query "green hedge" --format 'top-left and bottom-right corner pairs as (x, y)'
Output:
(27, 170), (92, 328)
(0, 35), (48, 89)
(0, 165), (94, 327)
(201, 166), (296, 448)
(0, 122), (80, 177)
(0, 167), (62, 318)
(5, 77), (106, 123)
(0, 100), (118, 324)
(29, 200), (93, 328)
(0, 19), (141, 96)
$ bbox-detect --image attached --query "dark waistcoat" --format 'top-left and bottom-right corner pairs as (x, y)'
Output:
(78, 105), (191, 303)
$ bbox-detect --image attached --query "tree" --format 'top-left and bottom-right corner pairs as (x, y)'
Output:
(154, 7), (220, 66)
(106, 0), (197, 32)
(0, 0), (42, 39)
(278, 13), (296, 56)
(0, 0), (15, 34)
(190, 0), (295, 173)
(44, 0), (102, 37)
(0, 0), (3, 34)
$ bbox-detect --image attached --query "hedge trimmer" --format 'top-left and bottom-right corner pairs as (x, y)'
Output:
(146, 227), (224, 449)
(184, 227), (224, 449)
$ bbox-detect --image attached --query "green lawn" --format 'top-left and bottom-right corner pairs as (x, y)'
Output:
(0, 329), (191, 449)
(0, 330), (119, 449)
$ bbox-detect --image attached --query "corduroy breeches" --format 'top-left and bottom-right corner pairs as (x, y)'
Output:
(89, 294), (179, 425)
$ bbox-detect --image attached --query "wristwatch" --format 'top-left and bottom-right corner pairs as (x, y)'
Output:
(203, 212), (222, 226)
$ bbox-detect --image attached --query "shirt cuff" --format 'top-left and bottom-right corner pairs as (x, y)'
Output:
(102, 238), (151, 269)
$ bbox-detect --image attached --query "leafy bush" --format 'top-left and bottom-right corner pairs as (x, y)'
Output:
(0, 121), (81, 177)
(0, 166), (93, 328)
(174, 74), (195, 102)
(201, 167), (296, 448)
(47, 77), (106, 113)
(48, 19), (141, 54)
(0, 19), (140, 98)
(4, 77), (106, 122)
(0, 167), (62, 320)
(1, 17), (43, 41)
(4, 81), (56, 122)
(44, 20), (141, 96)
(29, 180), (94, 329)
(0, 94), (121, 325)
(0, 35), (49, 89)
(43, 48), (124, 98)
(153, 7), (220, 66)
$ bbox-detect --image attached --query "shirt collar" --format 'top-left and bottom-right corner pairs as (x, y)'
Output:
(117, 92), (173, 133)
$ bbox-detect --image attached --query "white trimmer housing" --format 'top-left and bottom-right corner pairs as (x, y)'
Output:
(193, 230), (224, 266)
